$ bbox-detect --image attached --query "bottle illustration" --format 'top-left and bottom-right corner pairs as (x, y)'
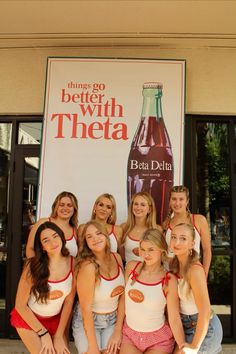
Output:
(127, 82), (174, 225)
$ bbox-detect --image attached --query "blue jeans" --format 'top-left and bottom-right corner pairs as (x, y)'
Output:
(72, 303), (117, 354)
(181, 313), (223, 354)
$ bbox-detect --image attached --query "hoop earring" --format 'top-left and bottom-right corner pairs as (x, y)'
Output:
(189, 248), (193, 256)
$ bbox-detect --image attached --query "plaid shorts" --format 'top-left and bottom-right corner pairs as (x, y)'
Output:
(122, 320), (175, 353)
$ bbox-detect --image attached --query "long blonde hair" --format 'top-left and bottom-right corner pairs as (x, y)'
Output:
(131, 228), (167, 285)
(170, 223), (199, 292)
(75, 220), (111, 281)
(122, 192), (157, 244)
(91, 193), (117, 225)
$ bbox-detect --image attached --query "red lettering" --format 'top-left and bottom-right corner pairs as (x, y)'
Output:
(51, 113), (71, 138)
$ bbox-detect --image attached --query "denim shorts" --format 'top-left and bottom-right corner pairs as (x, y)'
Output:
(181, 312), (223, 354)
(72, 303), (117, 354)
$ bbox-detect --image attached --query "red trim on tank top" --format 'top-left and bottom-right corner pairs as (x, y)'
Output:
(129, 262), (168, 286)
(167, 215), (201, 238)
(109, 225), (118, 241)
(127, 234), (140, 242)
(99, 253), (121, 281)
(192, 214), (201, 238)
(48, 256), (73, 283)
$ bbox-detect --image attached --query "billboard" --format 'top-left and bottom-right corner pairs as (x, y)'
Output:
(38, 57), (185, 224)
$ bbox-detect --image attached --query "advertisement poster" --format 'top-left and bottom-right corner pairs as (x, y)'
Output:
(38, 57), (185, 224)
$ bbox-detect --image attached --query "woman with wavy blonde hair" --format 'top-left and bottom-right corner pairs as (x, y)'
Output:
(121, 192), (162, 263)
(120, 228), (185, 354)
(72, 220), (125, 354)
(78, 193), (122, 253)
(163, 185), (212, 276)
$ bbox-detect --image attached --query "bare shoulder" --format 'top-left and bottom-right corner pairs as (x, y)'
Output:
(189, 262), (206, 280)
(120, 222), (126, 231)
(125, 260), (138, 273)
(78, 260), (96, 275)
(194, 214), (208, 225)
(114, 225), (123, 238)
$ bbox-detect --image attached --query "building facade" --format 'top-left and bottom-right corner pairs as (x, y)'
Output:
(0, 0), (236, 341)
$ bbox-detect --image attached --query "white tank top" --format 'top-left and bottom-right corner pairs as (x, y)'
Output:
(124, 235), (142, 263)
(125, 262), (168, 332)
(66, 231), (78, 257)
(178, 277), (198, 315)
(109, 225), (118, 253)
(28, 257), (73, 317)
(92, 253), (125, 314)
(165, 215), (201, 258)
(48, 218), (78, 257)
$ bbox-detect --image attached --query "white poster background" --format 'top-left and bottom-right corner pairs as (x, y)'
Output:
(38, 58), (185, 224)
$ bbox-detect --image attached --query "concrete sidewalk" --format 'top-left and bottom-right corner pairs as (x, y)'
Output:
(0, 340), (236, 353)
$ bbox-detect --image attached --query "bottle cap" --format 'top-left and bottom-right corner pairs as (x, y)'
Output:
(143, 82), (163, 89)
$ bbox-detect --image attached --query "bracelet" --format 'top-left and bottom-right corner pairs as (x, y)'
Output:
(36, 328), (43, 334)
(38, 330), (49, 337)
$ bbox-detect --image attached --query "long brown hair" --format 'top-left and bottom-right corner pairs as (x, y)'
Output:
(75, 220), (111, 281)
(28, 221), (69, 303)
(122, 192), (157, 244)
(50, 191), (79, 228)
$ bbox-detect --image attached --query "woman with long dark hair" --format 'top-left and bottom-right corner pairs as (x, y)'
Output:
(11, 221), (75, 354)
(26, 191), (79, 258)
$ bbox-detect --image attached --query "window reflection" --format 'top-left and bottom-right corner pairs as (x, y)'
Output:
(0, 123), (11, 249)
(18, 123), (42, 144)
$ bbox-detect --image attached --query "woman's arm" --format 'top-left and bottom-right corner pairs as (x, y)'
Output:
(15, 265), (55, 352)
(185, 266), (211, 351)
(107, 292), (125, 354)
(25, 218), (48, 258)
(53, 270), (76, 353)
(196, 214), (212, 277)
(166, 274), (185, 349)
(77, 261), (100, 354)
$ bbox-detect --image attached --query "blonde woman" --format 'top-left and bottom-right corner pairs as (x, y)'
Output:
(121, 192), (162, 263)
(26, 191), (79, 258)
(72, 220), (125, 354)
(78, 193), (122, 253)
(170, 223), (222, 354)
(163, 185), (212, 276)
(120, 228), (185, 354)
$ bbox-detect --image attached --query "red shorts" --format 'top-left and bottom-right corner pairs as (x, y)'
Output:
(10, 308), (61, 336)
(122, 320), (175, 353)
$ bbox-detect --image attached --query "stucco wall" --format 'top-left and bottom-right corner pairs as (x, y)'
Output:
(1, 46), (236, 116)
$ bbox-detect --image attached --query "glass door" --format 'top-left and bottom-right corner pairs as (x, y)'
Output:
(6, 145), (40, 337)
(185, 116), (236, 341)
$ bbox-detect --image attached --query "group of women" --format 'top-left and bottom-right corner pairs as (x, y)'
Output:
(11, 187), (223, 354)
